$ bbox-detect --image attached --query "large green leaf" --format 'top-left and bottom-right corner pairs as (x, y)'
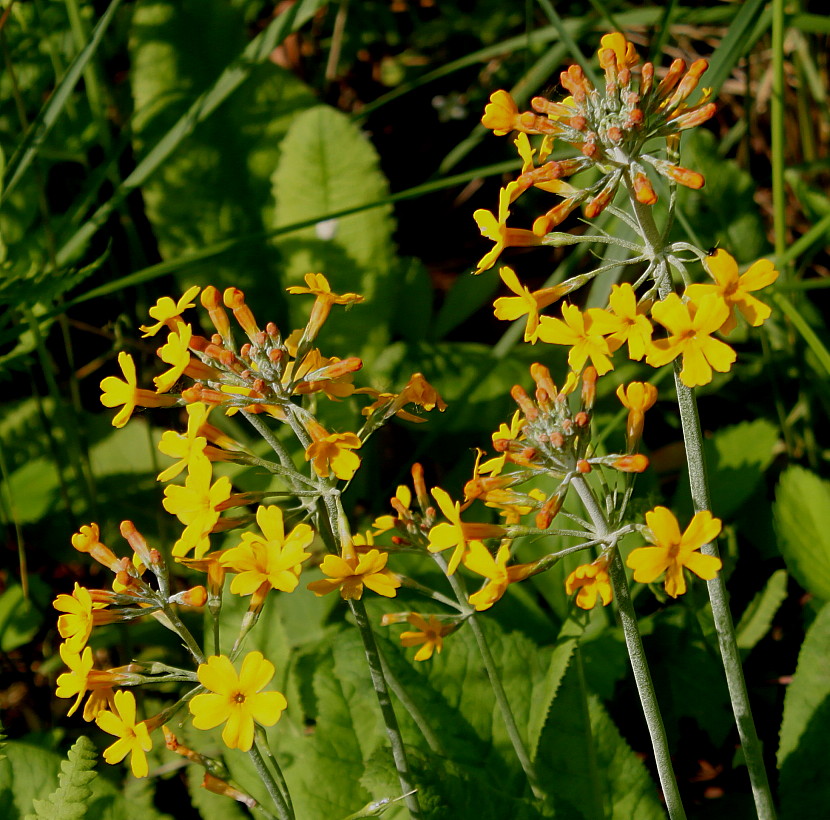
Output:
(128, 0), (318, 299)
(270, 104), (396, 358)
(777, 603), (830, 818)
(536, 658), (666, 820)
(773, 466), (830, 600)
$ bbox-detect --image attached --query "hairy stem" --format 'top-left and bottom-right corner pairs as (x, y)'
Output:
(438, 555), (546, 801)
(348, 597), (423, 819)
(250, 738), (294, 820)
(572, 476), (686, 820)
(627, 179), (777, 820)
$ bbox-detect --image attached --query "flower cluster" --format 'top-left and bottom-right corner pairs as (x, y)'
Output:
(478, 32), (716, 238)
(473, 33), (779, 389)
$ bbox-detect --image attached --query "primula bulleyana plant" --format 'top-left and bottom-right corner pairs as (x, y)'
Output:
(55, 31), (778, 820)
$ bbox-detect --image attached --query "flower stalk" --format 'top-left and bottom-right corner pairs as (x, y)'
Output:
(571, 475), (686, 820)
(625, 176), (777, 820)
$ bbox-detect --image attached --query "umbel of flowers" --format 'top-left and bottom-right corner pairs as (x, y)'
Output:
(474, 33), (778, 389)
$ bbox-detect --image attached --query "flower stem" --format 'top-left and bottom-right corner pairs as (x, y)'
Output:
(348, 597), (423, 819)
(670, 375), (777, 820)
(572, 475), (686, 820)
(249, 738), (294, 820)
(438, 555), (546, 801)
(626, 179), (777, 820)
(255, 727), (295, 819)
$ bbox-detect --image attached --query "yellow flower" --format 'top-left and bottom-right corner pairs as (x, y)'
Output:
(536, 303), (617, 375)
(220, 505), (313, 595)
(565, 558), (613, 609)
(162, 458), (232, 558)
(70, 523), (122, 572)
(100, 352), (177, 428)
(55, 644), (133, 718)
(427, 488), (506, 575)
(306, 549), (400, 600)
(154, 322), (193, 393)
(481, 89), (521, 135)
(53, 583), (98, 652)
(157, 402), (210, 482)
(95, 689), (153, 778)
(463, 541), (535, 611)
(646, 293), (736, 387)
(398, 613), (454, 661)
(685, 250), (779, 335)
(189, 652), (287, 752)
(286, 273), (364, 339)
(304, 421), (362, 481)
(626, 506), (722, 598)
(598, 282), (653, 360)
(493, 266), (570, 343)
(598, 32), (639, 71)
(472, 183), (542, 274)
(616, 381), (659, 450)
(139, 285), (200, 337)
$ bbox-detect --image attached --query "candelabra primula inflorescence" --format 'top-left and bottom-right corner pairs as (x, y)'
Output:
(52, 30), (777, 819)
(474, 33), (779, 388)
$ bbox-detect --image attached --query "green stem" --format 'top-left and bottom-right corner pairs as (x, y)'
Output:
(162, 605), (206, 664)
(249, 739), (293, 820)
(378, 650), (446, 755)
(626, 180), (777, 820)
(670, 375), (777, 820)
(255, 727), (295, 820)
(571, 476), (686, 820)
(771, 0), (787, 267)
(439, 556), (546, 801)
(348, 597), (423, 820)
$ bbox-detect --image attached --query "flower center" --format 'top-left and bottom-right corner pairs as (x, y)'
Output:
(233, 691), (246, 704)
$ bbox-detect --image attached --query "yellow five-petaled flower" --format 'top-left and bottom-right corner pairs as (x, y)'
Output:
(626, 506), (723, 598)
(189, 651), (287, 752)
(306, 548), (400, 600)
(220, 505), (313, 595)
(95, 689), (153, 778)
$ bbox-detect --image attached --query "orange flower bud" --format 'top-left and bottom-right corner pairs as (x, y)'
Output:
(633, 171), (657, 205)
(613, 454), (649, 472)
(223, 287), (260, 338)
(201, 286), (231, 339)
(577, 459), (592, 474)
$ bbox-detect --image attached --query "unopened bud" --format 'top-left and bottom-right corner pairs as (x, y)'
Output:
(577, 459), (592, 473)
(613, 454), (649, 473)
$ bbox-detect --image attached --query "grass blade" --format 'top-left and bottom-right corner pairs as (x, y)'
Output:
(1, 0), (124, 203)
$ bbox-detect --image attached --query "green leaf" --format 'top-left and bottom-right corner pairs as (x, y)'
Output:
(2, 458), (61, 525)
(778, 603), (830, 818)
(1, 0), (124, 203)
(735, 569), (788, 651)
(56, 0), (324, 270)
(271, 104), (396, 358)
(536, 659), (666, 820)
(675, 418), (778, 520)
(25, 736), (98, 820)
(0, 580), (47, 652)
(127, 0), (318, 299)
(281, 632), (374, 818)
(774, 466), (830, 600)
(527, 622), (579, 761)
